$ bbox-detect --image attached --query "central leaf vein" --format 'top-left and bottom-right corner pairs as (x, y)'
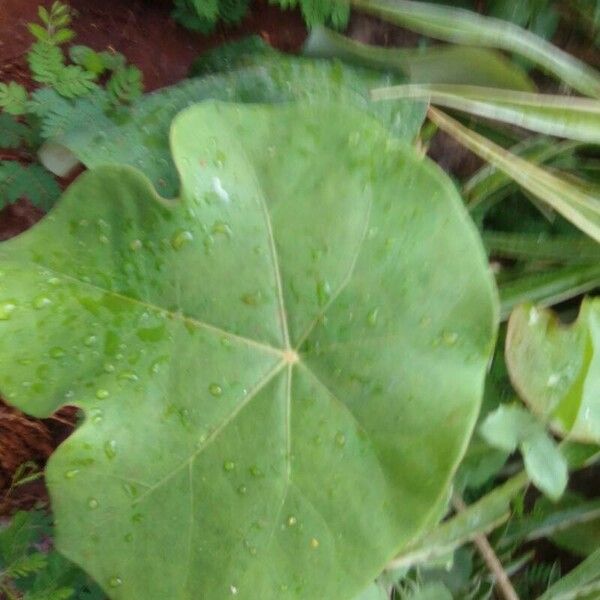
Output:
(9, 258), (283, 356)
(133, 359), (286, 504)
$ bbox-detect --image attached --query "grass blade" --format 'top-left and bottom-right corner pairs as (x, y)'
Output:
(428, 108), (600, 242)
(464, 137), (584, 211)
(484, 232), (600, 263)
(373, 85), (600, 142)
(304, 26), (534, 90)
(501, 498), (600, 547)
(499, 263), (600, 319)
(538, 548), (600, 599)
(353, 0), (600, 97)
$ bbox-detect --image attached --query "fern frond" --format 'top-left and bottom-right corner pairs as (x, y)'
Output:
(327, 0), (350, 29)
(0, 161), (27, 208)
(5, 553), (47, 578)
(219, 0), (250, 24)
(269, 0), (349, 27)
(106, 66), (143, 105)
(33, 88), (109, 139)
(0, 82), (29, 115)
(52, 65), (98, 98)
(190, 36), (272, 76)
(17, 164), (60, 210)
(25, 586), (74, 600)
(47, 1), (72, 29)
(172, 0), (220, 33)
(191, 0), (220, 21)
(273, 0), (298, 8)
(98, 50), (126, 72)
(175, 0), (349, 31)
(0, 161), (60, 210)
(69, 45), (106, 75)
(0, 114), (29, 149)
(27, 87), (71, 120)
(27, 42), (64, 85)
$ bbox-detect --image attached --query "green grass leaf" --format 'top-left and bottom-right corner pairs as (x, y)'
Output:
(304, 26), (535, 90)
(374, 85), (600, 143)
(503, 492), (600, 557)
(353, 0), (600, 98)
(428, 108), (600, 242)
(0, 101), (498, 599)
(483, 231), (600, 263)
(539, 547), (600, 599)
(464, 137), (585, 213)
(499, 263), (600, 319)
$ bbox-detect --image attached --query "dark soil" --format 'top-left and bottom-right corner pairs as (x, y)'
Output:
(0, 0), (306, 91)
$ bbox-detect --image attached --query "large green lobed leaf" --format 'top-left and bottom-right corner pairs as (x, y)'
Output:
(0, 102), (497, 598)
(44, 52), (426, 197)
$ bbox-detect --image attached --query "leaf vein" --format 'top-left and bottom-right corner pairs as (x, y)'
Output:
(5, 258), (282, 356)
(294, 195), (373, 350)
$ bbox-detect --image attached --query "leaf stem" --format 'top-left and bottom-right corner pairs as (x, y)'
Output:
(452, 493), (520, 600)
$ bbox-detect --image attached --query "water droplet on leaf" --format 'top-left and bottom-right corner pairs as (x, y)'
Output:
(316, 280), (331, 307)
(241, 291), (262, 306)
(84, 335), (97, 347)
(49, 347), (65, 359)
(367, 308), (379, 327)
(33, 295), (52, 309)
(171, 230), (193, 250)
(104, 440), (117, 460)
(335, 432), (346, 447)
(249, 465), (263, 478)
(0, 302), (16, 320)
(209, 383), (222, 397)
(442, 331), (458, 346)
